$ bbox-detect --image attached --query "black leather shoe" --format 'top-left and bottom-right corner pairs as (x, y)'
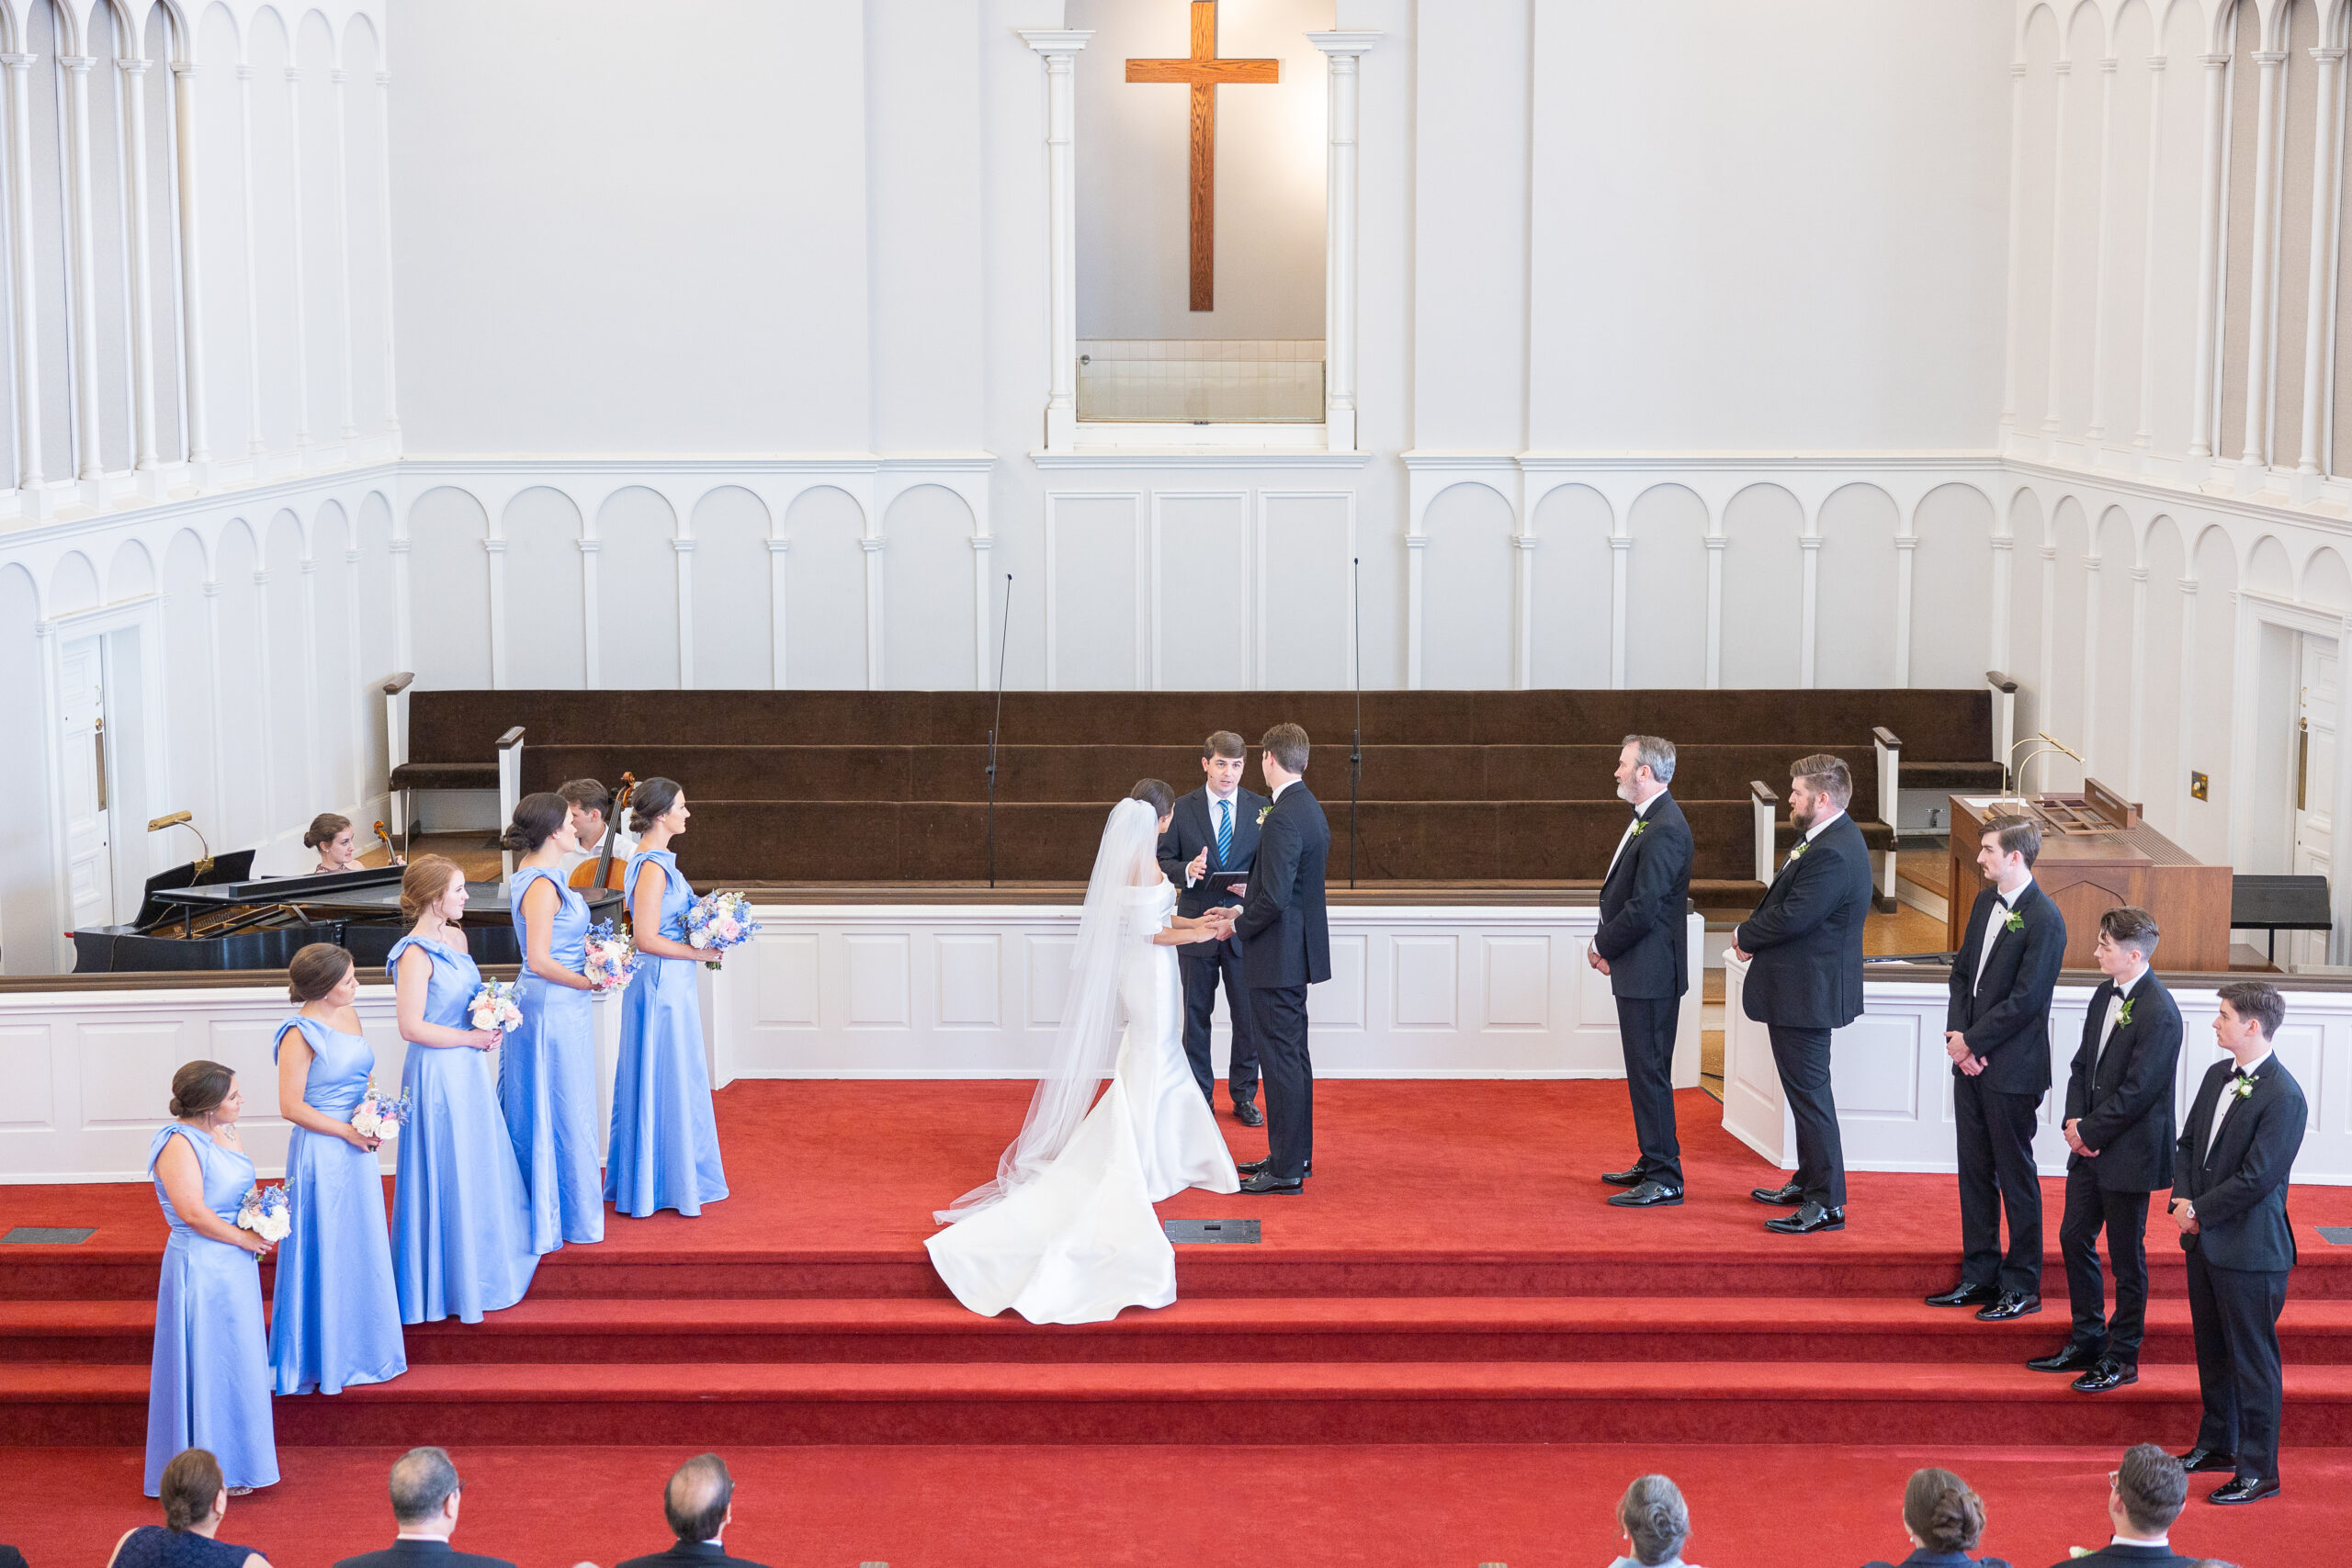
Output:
(1602, 1167), (1645, 1187)
(1238, 1170), (1304, 1195)
(2208, 1475), (2280, 1506)
(1607, 1179), (1683, 1209)
(1925, 1281), (1999, 1309)
(1975, 1291), (2041, 1323)
(1231, 1098), (1264, 1128)
(1764, 1201), (1844, 1235)
(1750, 1182), (1804, 1206)
(2071, 1358), (2137, 1393)
(1235, 1157), (1308, 1179)
(2026, 1342), (2102, 1373)
(2177, 1446), (2237, 1474)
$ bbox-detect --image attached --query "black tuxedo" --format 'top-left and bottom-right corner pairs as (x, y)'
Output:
(1734, 811), (1874, 1208)
(334, 1540), (516, 1568)
(616, 1542), (777, 1568)
(2055, 969), (2182, 1362)
(2175, 1051), (2306, 1482)
(1230, 781), (1331, 1181)
(1593, 791), (1693, 1187)
(1945, 879), (2065, 1295)
(2048, 1547), (2198, 1568)
(1156, 785), (1268, 1104)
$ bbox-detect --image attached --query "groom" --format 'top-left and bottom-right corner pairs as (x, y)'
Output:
(1230, 723), (1330, 1196)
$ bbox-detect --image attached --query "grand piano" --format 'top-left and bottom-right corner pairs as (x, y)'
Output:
(70, 856), (625, 974)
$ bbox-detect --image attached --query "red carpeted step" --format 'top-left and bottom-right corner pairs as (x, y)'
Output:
(10, 1359), (2352, 1449)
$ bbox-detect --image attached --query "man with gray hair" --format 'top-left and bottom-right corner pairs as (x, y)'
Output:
(616, 1452), (776, 1568)
(332, 1448), (514, 1568)
(1591, 735), (1694, 1209)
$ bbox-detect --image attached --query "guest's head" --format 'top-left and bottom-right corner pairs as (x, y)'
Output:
(1976, 815), (2042, 884)
(389, 1446), (463, 1540)
(663, 1453), (734, 1544)
(168, 1061), (242, 1127)
(558, 778), (614, 844)
(2109, 1443), (2187, 1540)
(1202, 731), (1247, 795)
(502, 792), (579, 858)
(157, 1448), (227, 1535)
(304, 812), (357, 869)
(1129, 777), (1175, 834)
(288, 942), (357, 1008)
(401, 855), (469, 925)
(2095, 906), (2160, 978)
(1787, 753), (1851, 829)
(1615, 1473), (1689, 1567)
(629, 776), (687, 839)
(2214, 980), (2284, 1062)
(1261, 724), (1310, 785)
(1900, 1467), (1985, 1553)
(1615, 735), (1675, 805)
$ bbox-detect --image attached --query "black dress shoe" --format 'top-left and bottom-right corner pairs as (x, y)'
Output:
(2208, 1475), (2280, 1506)
(1602, 1167), (1645, 1187)
(1606, 1179), (1683, 1209)
(2026, 1342), (2102, 1373)
(1750, 1182), (1804, 1206)
(2071, 1358), (2137, 1393)
(1925, 1281), (1999, 1309)
(1975, 1291), (2041, 1323)
(1235, 1157), (1309, 1179)
(1237, 1170), (1304, 1195)
(2177, 1446), (2237, 1474)
(1764, 1201), (1844, 1235)
(1231, 1098), (1264, 1128)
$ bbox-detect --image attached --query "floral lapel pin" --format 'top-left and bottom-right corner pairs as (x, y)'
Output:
(1257, 805), (1272, 827)
(2230, 1070), (2257, 1101)
(2002, 909), (2026, 934)
(2116, 998), (2135, 1028)
(1631, 819), (1648, 838)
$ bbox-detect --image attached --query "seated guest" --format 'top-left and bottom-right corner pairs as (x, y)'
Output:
(615, 1453), (775, 1568)
(332, 1448), (512, 1568)
(1859, 1467), (2011, 1568)
(107, 1449), (272, 1568)
(1607, 1474), (1701, 1568)
(556, 778), (636, 884)
(2052, 1444), (2192, 1566)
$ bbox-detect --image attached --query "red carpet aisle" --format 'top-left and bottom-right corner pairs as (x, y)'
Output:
(3, 1082), (2348, 1562)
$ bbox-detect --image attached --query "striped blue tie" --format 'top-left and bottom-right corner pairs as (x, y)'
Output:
(1216, 798), (1233, 868)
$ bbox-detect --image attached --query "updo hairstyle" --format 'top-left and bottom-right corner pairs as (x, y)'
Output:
(157, 1446), (225, 1530)
(1615, 1474), (1690, 1568)
(628, 776), (683, 833)
(1902, 1467), (1985, 1553)
(1128, 778), (1175, 818)
(168, 1061), (235, 1121)
(302, 812), (352, 852)
(500, 791), (571, 854)
(288, 942), (356, 1004)
(400, 854), (466, 922)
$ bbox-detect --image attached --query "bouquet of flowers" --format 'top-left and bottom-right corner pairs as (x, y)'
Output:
(467, 978), (523, 1032)
(682, 888), (760, 969)
(349, 1075), (411, 1142)
(235, 1182), (290, 1244)
(583, 919), (641, 996)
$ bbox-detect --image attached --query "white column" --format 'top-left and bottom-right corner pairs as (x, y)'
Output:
(1608, 534), (1630, 688)
(170, 62), (211, 470)
(2086, 58), (2120, 442)
(1405, 531), (1428, 689)
(2127, 563), (2150, 795)
(2238, 51), (2289, 473)
(2177, 575), (2199, 829)
(251, 567), (278, 829)
(674, 536), (698, 689)
(2298, 48), (2348, 482)
(2041, 57), (2073, 434)
(345, 544), (363, 805)
(768, 536), (791, 688)
(2334, 615), (2352, 963)
(861, 534), (886, 690)
(201, 576), (226, 833)
(118, 58), (163, 479)
(1894, 535), (1919, 686)
(1510, 532), (1536, 689)
(3, 55), (44, 495)
(284, 65), (312, 456)
(2001, 60), (2030, 432)
(236, 62), (264, 456)
(577, 536), (601, 686)
(2188, 53), (2230, 461)
(1989, 534), (2016, 672)
(374, 71), (398, 435)
(1703, 535), (1726, 688)
(329, 67), (356, 440)
(1021, 31), (1090, 452)
(2081, 551), (2103, 770)
(299, 554), (321, 806)
(1798, 535), (1823, 687)
(483, 537), (507, 688)
(2132, 55), (2168, 450)
(2039, 543), (2058, 739)
(1309, 32), (1377, 451)
(61, 55), (106, 486)
(388, 535), (412, 671)
(969, 535), (993, 691)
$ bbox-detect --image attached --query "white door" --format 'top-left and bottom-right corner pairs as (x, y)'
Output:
(2293, 636), (2336, 969)
(58, 635), (115, 931)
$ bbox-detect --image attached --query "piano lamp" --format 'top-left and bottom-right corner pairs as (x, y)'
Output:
(148, 810), (215, 876)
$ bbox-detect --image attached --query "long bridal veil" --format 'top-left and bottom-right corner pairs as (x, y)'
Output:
(933, 796), (1159, 1224)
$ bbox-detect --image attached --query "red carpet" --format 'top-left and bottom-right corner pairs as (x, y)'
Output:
(3, 1082), (2347, 1563)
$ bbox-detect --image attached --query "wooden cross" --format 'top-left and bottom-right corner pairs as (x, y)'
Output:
(1125, 1), (1279, 312)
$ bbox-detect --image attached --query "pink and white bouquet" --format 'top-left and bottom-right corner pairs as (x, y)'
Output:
(466, 978), (522, 1032)
(682, 888), (760, 968)
(583, 918), (641, 996)
(235, 1182), (290, 1244)
(349, 1075), (411, 1142)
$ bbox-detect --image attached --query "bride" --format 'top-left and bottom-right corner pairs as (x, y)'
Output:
(927, 782), (1242, 1323)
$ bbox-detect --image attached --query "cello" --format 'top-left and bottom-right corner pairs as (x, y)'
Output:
(568, 773), (637, 893)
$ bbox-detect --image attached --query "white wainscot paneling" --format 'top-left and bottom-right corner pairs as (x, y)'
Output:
(1722, 963), (2352, 1184)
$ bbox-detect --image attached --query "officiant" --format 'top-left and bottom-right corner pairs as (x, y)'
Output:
(1156, 731), (1267, 1126)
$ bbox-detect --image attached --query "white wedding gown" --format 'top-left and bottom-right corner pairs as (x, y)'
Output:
(926, 877), (1241, 1324)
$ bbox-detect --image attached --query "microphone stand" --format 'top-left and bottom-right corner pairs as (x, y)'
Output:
(985, 574), (1012, 888)
(1350, 556), (1362, 888)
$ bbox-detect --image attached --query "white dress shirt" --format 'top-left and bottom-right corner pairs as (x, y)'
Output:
(556, 828), (636, 882)
(2089, 965), (2147, 1077)
(1187, 788), (1242, 888)
(2206, 1049), (2273, 1160)
(1272, 776), (1298, 804)
(1973, 878), (2032, 994)
(1782, 807), (1843, 876)
(1603, 790), (1662, 881)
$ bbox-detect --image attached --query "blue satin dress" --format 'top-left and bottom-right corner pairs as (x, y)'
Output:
(268, 1016), (407, 1395)
(144, 1124), (277, 1495)
(388, 934), (542, 1320)
(606, 850), (730, 1218)
(505, 866), (605, 1247)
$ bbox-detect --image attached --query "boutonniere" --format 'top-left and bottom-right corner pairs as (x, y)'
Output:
(2116, 998), (2134, 1027)
(1787, 841), (1807, 861)
(1630, 819), (1648, 838)
(2003, 910), (2025, 934)
(2230, 1071), (2256, 1101)
(1256, 806), (1271, 827)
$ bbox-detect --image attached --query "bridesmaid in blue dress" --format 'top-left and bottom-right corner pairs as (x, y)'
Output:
(505, 791), (606, 1248)
(389, 854), (542, 1320)
(607, 777), (730, 1218)
(145, 1061), (277, 1496)
(268, 944), (407, 1395)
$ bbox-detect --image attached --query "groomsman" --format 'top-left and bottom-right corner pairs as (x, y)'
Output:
(2174, 980), (2306, 1506)
(1155, 731), (1267, 1124)
(1929, 816), (2066, 1324)
(2029, 906), (2181, 1392)
(1231, 724), (1331, 1195)
(1731, 754), (1876, 1235)
(1589, 735), (1694, 1209)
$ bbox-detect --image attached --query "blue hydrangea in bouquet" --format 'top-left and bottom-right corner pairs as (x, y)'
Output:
(349, 1074), (411, 1142)
(682, 888), (760, 969)
(583, 918), (641, 997)
(236, 1182), (290, 1245)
